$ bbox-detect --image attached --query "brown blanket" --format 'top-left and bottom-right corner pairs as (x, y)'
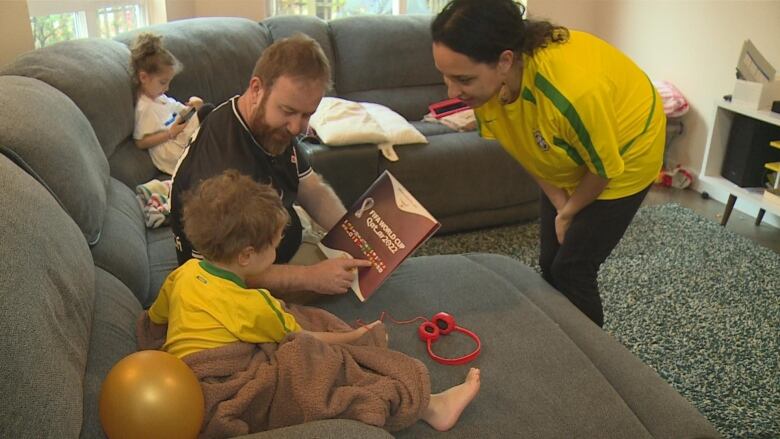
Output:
(136, 303), (431, 438)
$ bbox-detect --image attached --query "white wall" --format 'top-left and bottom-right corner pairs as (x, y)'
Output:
(166, 0), (266, 22)
(0, 0), (34, 67)
(527, 0), (599, 34)
(594, 0), (780, 175)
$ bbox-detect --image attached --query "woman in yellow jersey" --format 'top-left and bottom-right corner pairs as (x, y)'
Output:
(431, 0), (664, 327)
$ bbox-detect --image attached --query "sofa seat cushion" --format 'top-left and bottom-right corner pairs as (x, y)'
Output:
(0, 76), (110, 245)
(381, 132), (538, 232)
(80, 268), (143, 439)
(90, 178), (151, 306)
(315, 254), (719, 438)
(0, 156), (95, 438)
(477, 253), (720, 438)
(410, 120), (457, 137)
(146, 226), (179, 307)
(297, 142), (381, 208)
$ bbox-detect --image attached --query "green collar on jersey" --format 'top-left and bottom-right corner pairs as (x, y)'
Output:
(199, 260), (247, 288)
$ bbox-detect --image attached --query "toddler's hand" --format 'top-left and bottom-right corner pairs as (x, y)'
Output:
(360, 320), (381, 332)
(346, 320), (381, 343)
(168, 120), (186, 139)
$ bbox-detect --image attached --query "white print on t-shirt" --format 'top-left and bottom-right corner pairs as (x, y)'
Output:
(134, 94), (200, 175)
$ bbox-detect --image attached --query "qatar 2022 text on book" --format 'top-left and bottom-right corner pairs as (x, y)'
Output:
(317, 170), (440, 302)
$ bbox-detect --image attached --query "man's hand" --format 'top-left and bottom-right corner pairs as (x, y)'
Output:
(305, 258), (374, 294)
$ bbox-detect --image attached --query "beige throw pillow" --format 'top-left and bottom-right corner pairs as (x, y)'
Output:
(309, 97), (427, 161)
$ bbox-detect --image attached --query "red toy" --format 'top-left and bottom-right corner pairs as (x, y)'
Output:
(418, 312), (482, 365)
(428, 98), (471, 119)
(359, 311), (481, 366)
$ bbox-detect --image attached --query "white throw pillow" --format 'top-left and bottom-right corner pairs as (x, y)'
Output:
(309, 98), (388, 145)
(362, 102), (427, 146)
(309, 97), (427, 161)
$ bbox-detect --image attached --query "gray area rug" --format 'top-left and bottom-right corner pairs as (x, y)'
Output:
(416, 203), (779, 439)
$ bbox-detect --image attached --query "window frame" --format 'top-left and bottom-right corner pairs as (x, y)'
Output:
(27, 0), (149, 43)
(266, 0), (452, 18)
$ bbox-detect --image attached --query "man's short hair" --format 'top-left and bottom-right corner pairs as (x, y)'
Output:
(182, 170), (290, 263)
(252, 33), (332, 90)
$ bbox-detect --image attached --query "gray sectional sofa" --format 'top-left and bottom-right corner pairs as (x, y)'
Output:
(0, 14), (719, 439)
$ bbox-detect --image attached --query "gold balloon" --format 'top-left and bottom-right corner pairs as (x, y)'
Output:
(99, 350), (204, 439)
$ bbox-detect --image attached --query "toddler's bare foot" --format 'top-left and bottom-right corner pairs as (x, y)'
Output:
(422, 367), (481, 431)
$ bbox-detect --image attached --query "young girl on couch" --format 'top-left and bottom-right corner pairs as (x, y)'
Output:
(140, 169), (480, 434)
(130, 33), (212, 175)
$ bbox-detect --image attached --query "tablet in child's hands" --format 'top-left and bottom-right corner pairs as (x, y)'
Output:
(177, 107), (196, 124)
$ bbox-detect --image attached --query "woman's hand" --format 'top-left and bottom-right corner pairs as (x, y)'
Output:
(549, 190), (569, 213)
(554, 211), (573, 244)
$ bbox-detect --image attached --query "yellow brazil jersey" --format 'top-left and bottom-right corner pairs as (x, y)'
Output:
(475, 30), (665, 200)
(148, 259), (301, 359)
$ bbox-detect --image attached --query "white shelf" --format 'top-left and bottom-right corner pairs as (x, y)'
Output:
(697, 175), (780, 218)
(697, 99), (780, 226)
(716, 100), (780, 126)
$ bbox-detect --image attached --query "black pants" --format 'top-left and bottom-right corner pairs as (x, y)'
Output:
(539, 185), (650, 327)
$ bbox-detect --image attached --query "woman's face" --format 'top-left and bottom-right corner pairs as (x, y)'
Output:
(432, 43), (505, 109)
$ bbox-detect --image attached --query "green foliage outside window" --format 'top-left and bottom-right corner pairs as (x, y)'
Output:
(30, 13), (78, 49)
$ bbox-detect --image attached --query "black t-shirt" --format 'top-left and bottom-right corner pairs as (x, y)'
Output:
(170, 96), (312, 264)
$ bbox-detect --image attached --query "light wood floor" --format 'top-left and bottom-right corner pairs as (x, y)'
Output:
(644, 186), (780, 253)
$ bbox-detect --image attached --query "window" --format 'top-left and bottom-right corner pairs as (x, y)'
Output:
(30, 11), (88, 49)
(28, 1), (149, 48)
(97, 3), (145, 38)
(268, 0), (453, 20)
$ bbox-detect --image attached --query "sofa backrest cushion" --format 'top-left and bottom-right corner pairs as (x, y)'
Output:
(0, 76), (109, 245)
(115, 17), (272, 107)
(111, 17), (272, 188)
(0, 39), (135, 161)
(262, 15), (337, 92)
(329, 15), (447, 120)
(0, 155), (95, 438)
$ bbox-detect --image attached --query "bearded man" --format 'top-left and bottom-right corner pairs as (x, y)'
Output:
(170, 34), (371, 302)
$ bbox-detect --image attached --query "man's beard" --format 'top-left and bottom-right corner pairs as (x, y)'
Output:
(250, 95), (293, 155)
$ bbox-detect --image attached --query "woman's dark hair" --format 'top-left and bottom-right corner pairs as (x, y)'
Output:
(431, 0), (569, 64)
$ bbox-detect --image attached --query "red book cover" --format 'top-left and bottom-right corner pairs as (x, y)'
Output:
(318, 171), (441, 301)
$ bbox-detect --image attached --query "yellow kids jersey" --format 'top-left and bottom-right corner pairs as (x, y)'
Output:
(148, 259), (301, 359)
(475, 30), (665, 200)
